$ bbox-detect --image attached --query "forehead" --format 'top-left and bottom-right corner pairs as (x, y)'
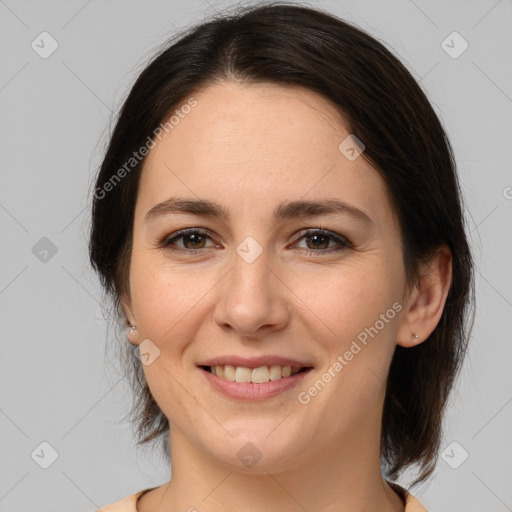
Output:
(145, 82), (349, 171)
(137, 81), (396, 231)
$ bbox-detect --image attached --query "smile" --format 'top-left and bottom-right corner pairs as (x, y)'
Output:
(198, 364), (313, 401)
(202, 364), (309, 383)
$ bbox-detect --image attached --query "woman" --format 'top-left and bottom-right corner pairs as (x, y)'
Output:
(89, 3), (474, 511)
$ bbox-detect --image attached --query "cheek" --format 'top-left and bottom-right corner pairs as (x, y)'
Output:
(128, 251), (200, 342)
(292, 258), (399, 342)
(300, 269), (401, 421)
(294, 260), (403, 410)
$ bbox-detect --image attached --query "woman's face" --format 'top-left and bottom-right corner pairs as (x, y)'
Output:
(123, 81), (413, 471)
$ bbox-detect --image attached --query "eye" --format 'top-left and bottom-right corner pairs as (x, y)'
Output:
(292, 228), (351, 255)
(159, 227), (351, 255)
(160, 228), (218, 252)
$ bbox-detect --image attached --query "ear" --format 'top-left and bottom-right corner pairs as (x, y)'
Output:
(121, 291), (140, 346)
(120, 291), (135, 325)
(396, 244), (453, 348)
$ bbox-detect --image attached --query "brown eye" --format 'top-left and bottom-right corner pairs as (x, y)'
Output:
(305, 233), (330, 250)
(162, 229), (216, 252)
(294, 229), (351, 255)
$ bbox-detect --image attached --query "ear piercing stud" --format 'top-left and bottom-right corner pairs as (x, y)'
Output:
(411, 332), (419, 341)
(126, 325), (138, 344)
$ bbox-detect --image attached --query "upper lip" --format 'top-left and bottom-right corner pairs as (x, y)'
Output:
(197, 355), (314, 368)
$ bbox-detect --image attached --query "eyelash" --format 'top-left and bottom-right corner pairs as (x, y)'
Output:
(159, 227), (351, 256)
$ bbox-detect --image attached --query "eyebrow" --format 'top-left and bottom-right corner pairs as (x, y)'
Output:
(144, 197), (373, 225)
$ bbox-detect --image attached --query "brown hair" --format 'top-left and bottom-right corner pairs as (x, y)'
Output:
(88, 2), (475, 487)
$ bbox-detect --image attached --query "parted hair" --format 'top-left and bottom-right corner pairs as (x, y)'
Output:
(89, 2), (475, 487)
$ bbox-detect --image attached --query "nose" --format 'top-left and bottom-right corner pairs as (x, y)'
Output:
(213, 249), (292, 338)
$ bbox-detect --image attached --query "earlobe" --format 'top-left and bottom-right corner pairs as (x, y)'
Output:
(396, 245), (453, 348)
(120, 292), (140, 346)
(126, 325), (139, 346)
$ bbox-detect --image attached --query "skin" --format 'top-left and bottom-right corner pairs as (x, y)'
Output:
(122, 81), (452, 512)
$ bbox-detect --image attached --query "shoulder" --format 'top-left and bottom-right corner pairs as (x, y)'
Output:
(387, 480), (428, 512)
(94, 488), (153, 512)
(96, 484), (427, 512)
(404, 492), (428, 512)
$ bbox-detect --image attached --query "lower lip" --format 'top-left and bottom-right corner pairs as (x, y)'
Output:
(199, 367), (312, 401)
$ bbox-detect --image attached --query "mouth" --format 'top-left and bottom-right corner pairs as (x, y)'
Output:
(196, 356), (315, 400)
(199, 364), (313, 383)
(199, 363), (313, 401)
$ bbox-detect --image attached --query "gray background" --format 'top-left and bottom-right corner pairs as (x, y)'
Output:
(1, 0), (511, 511)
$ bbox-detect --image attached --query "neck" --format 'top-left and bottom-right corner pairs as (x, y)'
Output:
(137, 400), (405, 512)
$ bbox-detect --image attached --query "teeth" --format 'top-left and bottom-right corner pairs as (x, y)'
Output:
(210, 364), (304, 383)
(222, 365), (235, 381)
(269, 365), (282, 381)
(251, 366), (270, 383)
(234, 366), (251, 383)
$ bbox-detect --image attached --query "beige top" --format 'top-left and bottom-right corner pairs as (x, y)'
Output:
(95, 481), (427, 511)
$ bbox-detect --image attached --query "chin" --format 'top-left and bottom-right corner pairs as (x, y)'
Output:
(199, 427), (308, 473)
